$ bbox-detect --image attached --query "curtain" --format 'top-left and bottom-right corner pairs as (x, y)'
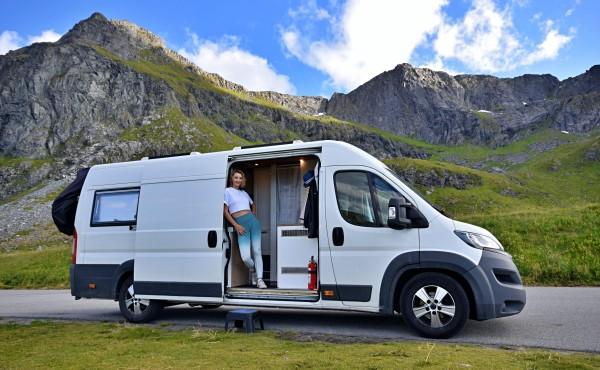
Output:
(277, 165), (302, 225)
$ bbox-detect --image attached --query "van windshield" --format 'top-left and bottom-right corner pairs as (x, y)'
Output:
(384, 166), (447, 216)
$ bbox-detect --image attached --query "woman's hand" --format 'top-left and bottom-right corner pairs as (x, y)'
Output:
(234, 224), (246, 235)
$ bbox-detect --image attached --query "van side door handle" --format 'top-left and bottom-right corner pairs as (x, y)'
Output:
(208, 230), (217, 248)
(332, 227), (344, 246)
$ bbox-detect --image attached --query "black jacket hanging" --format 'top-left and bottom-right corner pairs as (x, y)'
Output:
(303, 179), (319, 238)
(52, 167), (90, 235)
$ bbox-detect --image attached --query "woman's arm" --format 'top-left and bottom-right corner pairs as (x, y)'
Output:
(251, 202), (256, 214)
(224, 205), (245, 235)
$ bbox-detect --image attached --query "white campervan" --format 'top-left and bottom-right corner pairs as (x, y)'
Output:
(70, 140), (525, 338)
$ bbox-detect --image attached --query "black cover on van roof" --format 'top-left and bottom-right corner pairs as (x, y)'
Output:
(52, 168), (89, 235)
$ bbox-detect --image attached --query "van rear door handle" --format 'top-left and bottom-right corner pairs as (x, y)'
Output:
(332, 227), (344, 246)
(208, 230), (217, 248)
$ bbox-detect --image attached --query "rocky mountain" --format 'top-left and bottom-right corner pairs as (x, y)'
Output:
(0, 13), (422, 201)
(0, 13), (598, 201)
(324, 63), (600, 146)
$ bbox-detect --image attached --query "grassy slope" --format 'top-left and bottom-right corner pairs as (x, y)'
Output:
(2, 42), (598, 287)
(1, 321), (598, 369)
(2, 133), (597, 287)
(385, 133), (600, 285)
(0, 225), (71, 289)
(119, 107), (251, 153)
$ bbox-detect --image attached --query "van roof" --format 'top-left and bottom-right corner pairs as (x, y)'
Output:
(89, 140), (384, 171)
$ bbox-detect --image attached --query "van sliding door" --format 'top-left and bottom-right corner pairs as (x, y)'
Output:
(133, 152), (227, 302)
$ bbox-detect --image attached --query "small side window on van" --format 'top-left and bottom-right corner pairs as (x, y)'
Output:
(334, 172), (377, 227)
(91, 189), (140, 227)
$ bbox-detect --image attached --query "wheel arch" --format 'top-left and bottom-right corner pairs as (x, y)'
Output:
(379, 251), (492, 320)
(112, 259), (134, 300)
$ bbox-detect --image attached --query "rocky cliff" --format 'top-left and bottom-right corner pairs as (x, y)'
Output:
(0, 13), (421, 200)
(1, 12), (598, 202)
(324, 63), (600, 146)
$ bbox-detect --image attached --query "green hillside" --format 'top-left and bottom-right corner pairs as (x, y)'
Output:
(1, 38), (599, 287)
(385, 132), (600, 285)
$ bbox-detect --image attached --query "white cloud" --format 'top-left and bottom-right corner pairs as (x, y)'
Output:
(0, 29), (62, 55)
(27, 29), (61, 44)
(431, 0), (574, 73)
(0, 31), (22, 55)
(288, 0), (331, 20)
(179, 33), (296, 94)
(433, 0), (523, 72)
(565, 0), (580, 17)
(281, 0), (448, 91)
(522, 28), (574, 65)
(283, 0), (575, 90)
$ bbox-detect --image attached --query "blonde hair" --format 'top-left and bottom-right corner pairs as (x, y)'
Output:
(229, 169), (247, 188)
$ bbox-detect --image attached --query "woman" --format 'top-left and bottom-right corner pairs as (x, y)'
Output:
(223, 169), (267, 289)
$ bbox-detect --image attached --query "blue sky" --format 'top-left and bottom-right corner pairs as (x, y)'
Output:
(1, 0), (598, 97)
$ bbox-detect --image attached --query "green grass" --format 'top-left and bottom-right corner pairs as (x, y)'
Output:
(93, 45), (217, 97)
(92, 45), (291, 112)
(0, 225), (71, 289)
(2, 44), (598, 288)
(384, 134), (600, 286)
(119, 107), (250, 153)
(0, 321), (598, 369)
(463, 205), (600, 285)
(0, 156), (51, 169)
(430, 128), (583, 165)
(0, 246), (71, 289)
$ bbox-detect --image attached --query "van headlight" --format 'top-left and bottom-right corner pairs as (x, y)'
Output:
(454, 231), (504, 251)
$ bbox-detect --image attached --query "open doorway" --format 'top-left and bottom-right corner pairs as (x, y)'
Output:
(224, 155), (320, 301)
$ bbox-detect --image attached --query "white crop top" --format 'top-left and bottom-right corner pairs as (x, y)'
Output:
(224, 187), (254, 213)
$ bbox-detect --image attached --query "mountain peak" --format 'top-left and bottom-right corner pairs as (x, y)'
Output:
(88, 12), (108, 22)
(62, 12), (165, 59)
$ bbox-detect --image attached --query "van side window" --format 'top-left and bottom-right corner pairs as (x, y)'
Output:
(334, 171), (405, 227)
(91, 189), (140, 227)
(334, 172), (377, 227)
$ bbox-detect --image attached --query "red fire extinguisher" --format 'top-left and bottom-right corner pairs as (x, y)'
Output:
(308, 256), (317, 290)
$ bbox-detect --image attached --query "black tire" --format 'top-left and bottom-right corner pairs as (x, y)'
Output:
(400, 272), (469, 339)
(188, 303), (223, 309)
(118, 277), (163, 323)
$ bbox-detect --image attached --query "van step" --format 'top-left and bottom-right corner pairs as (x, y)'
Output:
(226, 287), (319, 302)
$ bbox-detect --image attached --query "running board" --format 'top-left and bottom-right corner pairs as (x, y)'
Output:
(226, 287), (319, 302)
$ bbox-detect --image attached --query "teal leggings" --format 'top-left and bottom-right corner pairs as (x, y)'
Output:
(235, 213), (263, 279)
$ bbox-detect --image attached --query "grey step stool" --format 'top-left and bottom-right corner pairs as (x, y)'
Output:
(225, 309), (264, 333)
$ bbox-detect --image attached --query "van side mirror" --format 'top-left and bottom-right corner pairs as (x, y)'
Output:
(387, 198), (429, 230)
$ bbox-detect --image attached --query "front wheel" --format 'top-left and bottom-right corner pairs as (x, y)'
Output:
(118, 277), (163, 323)
(400, 272), (469, 339)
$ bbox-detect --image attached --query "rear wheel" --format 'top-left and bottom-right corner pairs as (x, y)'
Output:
(400, 272), (469, 339)
(118, 277), (162, 323)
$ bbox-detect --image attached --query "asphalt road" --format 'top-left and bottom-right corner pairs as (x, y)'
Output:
(0, 288), (598, 353)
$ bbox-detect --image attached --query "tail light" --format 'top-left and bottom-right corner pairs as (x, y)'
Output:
(71, 229), (78, 264)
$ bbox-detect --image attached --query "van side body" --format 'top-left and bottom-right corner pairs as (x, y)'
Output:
(71, 140), (525, 337)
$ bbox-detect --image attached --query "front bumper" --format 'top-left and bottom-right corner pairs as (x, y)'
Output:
(464, 250), (526, 320)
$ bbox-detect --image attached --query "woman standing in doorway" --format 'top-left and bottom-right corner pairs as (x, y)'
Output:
(223, 169), (267, 289)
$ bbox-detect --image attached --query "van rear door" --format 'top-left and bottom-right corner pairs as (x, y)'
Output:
(133, 152), (228, 302)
